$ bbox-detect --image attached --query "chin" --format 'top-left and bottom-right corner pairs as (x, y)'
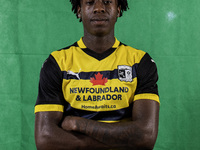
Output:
(92, 28), (111, 37)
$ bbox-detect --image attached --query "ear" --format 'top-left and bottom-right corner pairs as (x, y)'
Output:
(117, 5), (121, 17)
(77, 5), (81, 18)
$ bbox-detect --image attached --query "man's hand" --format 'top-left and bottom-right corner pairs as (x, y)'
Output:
(61, 116), (81, 131)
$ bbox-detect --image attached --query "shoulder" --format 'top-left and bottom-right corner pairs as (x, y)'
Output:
(49, 42), (80, 71)
(51, 42), (78, 59)
(118, 42), (147, 63)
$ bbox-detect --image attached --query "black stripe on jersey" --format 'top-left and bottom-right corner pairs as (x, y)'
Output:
(62, 63), (138, 80)
(64, 103), (133, 121)
(58, 42), (78, 51)
(135, 53), (159, 95)
(36, 55), (66, 106)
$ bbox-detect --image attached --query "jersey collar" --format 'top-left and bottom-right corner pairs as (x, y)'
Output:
(77, 37), (120, 49)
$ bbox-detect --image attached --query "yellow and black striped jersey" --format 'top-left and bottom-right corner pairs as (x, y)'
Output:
(35, 38), (159, 122)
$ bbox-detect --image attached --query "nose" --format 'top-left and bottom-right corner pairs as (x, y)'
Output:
(93, 1), (105, 14)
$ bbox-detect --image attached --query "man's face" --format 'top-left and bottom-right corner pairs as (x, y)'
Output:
(78, 0), (120, 36)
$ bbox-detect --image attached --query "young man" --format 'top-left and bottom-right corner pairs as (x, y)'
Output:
(34, 0), (160, 149)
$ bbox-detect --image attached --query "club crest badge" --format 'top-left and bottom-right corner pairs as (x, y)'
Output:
(118, 65), (133, 82)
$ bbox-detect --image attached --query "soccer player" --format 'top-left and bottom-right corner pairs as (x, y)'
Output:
(34, 0), (160, 149)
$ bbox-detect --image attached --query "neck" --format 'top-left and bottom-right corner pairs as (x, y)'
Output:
(82, 33), (115, 54)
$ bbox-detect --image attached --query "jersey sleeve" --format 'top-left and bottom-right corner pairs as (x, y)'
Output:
(134, 53), (159, 103)
(34, 55), (65, 113)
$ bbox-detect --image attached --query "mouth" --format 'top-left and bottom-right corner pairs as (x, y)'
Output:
(90, 18), (109, 25)
(91, 18), (109, 21)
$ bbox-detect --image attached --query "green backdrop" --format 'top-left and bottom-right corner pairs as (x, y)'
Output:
(0, 0), (200, 149)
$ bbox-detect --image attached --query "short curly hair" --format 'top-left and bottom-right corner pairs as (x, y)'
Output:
(69, 0), (129, 22)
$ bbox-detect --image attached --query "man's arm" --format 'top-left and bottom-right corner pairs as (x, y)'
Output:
(35, 111), (109, 150)
(61, 99), (159, 150)
(35, 55), (109, 149)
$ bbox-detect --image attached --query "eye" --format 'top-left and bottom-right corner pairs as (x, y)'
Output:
(86, 0), (94, 5)
(103, 0), (112, 5)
